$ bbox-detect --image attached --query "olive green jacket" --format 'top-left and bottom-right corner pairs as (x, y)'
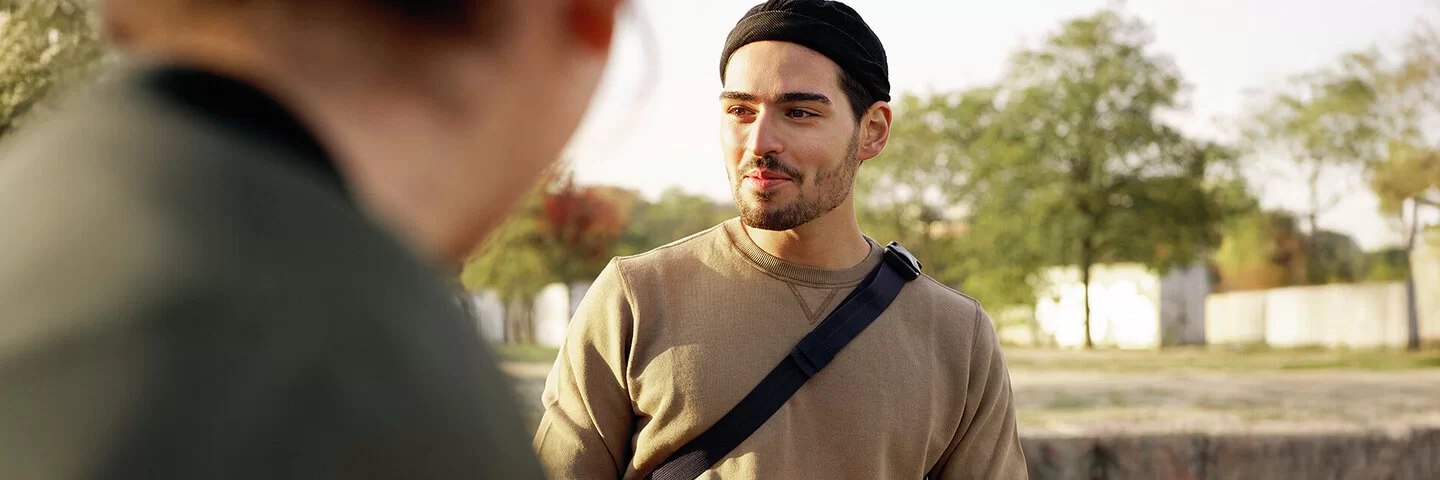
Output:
(0, 66), (542, 479)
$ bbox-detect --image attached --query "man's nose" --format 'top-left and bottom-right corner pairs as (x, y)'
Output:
(745, 110), (785, 158)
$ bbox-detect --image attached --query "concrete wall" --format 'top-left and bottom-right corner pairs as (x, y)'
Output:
(1021, 428), (1440, 479)
(1204, 291), (1267, 346)
(995, 306), (1041, 347)
(568, 282), (591, 320)
(470, 290), (506, 343)
(1269, 283), (1409, 349)
(1034, 263), (1206, 349)
(533, 283), (572, 348)
(471, 282), (596, 346)
(1207, 283), (1411, 349)
(1414, 232), (1440, 346)
(1159, 263), (1209, 346)
(1036, 263), (1161, 349)
(1208, 234), (1440, 350)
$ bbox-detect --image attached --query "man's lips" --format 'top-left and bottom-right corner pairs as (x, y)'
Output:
(742, 169), (794, 190)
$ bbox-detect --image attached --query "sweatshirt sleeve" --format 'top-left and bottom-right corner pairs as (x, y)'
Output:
(932, 303), (1029, 479)
(534, 259), (637, 479)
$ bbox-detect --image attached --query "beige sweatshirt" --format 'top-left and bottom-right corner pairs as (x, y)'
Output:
(534, 219), (1027, 479)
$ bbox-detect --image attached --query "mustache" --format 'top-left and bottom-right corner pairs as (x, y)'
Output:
(739, 154), (805, 182)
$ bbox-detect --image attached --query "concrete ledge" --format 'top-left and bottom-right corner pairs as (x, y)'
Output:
(1021, 428), (1440, 479)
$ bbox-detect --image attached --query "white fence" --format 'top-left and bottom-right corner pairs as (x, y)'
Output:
(1204, 233), (1440, 350)
(1031, 262), (1208, 349)
(1269, 283), (1407, 349)
(476, 241), (1440, 350)
(1416, 233), (1440, 347)
(470, 290), (506, 343)
(1203, 290), (1267, 345)
(469, 282), (589, 347)
(1207, 280), (1438, 349)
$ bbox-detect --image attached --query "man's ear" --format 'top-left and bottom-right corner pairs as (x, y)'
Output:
(568, 0), (623, 52)
(857, 101), (892, 162)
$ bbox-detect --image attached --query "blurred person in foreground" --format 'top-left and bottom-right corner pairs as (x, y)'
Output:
(0, 0), (622, 478)
(534, 1), (1027, 478)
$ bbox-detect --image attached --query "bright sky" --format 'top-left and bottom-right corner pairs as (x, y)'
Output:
(564, 0), (1440, 251)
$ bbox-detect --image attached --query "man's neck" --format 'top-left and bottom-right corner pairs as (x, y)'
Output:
(743, 202), (870, 270)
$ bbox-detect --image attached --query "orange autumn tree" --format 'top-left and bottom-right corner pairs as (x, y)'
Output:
(539, 171), (629, 284)
(461, 167), (629, 343)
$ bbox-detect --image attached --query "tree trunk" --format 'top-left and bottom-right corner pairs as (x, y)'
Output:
(1081, 237), (1096, 350)
(505, 294), (535, 345)
(1406, 199), (1421, 351)
(1307, 160), (1323, 237)
(1307, 161), (1323, 284)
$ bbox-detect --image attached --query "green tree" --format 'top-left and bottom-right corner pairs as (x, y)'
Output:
(1366, 20), (1440, 349)
(461, 167), (628, 344)
(1214, 210), (1307, 291)
(857, 88), (1044, 307)
(461, 182), (558, 344)
(987, 9), (1231, 348)
(1309, 230), (1365, 284)
(1243, 51), (1384, 285)
(1, 0), (105, 139)
(1362, 247), (1412, 283)
(613, 187), (733, 256)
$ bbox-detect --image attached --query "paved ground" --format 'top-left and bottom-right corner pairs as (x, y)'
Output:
(501, 349), (1440, 436)
(1008, 369), (1440, 435)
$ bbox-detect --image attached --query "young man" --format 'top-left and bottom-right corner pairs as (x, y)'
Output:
(0, 0), (620, 478)
(535, 1), (1028, 478)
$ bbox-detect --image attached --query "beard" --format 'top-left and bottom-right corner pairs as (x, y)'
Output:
(731, 134), (860, 231)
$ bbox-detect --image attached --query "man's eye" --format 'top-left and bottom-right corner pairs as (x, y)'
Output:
(787, 109), (817, 118)
(727, 106), (754, 116)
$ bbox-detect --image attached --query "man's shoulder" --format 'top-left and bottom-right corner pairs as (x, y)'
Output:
(903, 273), (993, 331)
(609, 220), (732, 279)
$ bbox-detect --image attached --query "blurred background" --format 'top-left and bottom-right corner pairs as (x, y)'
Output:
(5, 0), (1440, 477)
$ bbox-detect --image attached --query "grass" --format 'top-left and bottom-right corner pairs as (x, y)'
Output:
(1042, 392), (1098, 410)
(1000, 346), (1440, 372)
(1276, 353), (1440, 370)
(489, 342), (1440, 372)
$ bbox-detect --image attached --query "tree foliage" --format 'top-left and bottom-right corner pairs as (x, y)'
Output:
(1214, 210), (1307, 291)
(613, 187), (733, 258)
(988, 10), (1231, 346)
(539, 172), (630, 283)
(461, 172), (733, 343)
(858, 88), (1040, 306)
(1368, 20), (1440, 233)
(1242, 50), (1385, 287)
(1, 0), (105, 139)
(858, 10), (1236, 348)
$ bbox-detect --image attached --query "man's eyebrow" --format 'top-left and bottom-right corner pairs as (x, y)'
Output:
(719, 91), (832, 105)
(720, 91), (759, 102)
(777, 92), (831, 105)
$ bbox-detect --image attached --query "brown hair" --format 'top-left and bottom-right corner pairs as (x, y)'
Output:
(837, 67), (874, 123)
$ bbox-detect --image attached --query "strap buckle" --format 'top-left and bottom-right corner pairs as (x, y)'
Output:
(883, 242), (922, 281)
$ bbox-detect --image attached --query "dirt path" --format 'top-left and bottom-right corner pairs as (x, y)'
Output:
(1010, 369), (1440, 435)
(502, 361), (1440, 436)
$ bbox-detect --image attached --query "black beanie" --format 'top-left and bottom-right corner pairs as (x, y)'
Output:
(720, 0), (890, 103)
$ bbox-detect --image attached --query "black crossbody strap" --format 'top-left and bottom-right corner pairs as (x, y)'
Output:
(646, 243), (922, 480)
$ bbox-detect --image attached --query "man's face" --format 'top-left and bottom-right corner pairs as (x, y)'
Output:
(721, 41), (862, 231)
